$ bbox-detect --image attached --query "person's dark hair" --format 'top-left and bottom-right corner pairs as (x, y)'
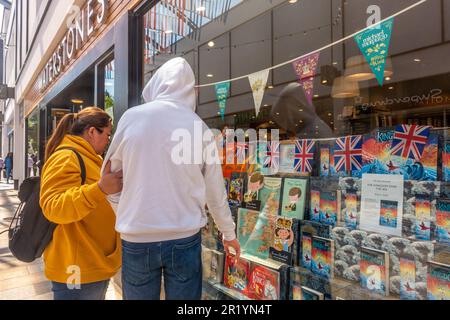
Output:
(250, 172), (264, 184)
(289, 187), (301, 197)
(45, 107), (111, 161)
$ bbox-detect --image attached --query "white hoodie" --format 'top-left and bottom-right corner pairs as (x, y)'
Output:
(103, 57), (236, 243)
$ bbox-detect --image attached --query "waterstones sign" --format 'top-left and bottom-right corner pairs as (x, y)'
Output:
(39, 0), (109, 91)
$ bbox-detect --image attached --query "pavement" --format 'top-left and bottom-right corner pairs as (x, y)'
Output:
(0, 180), (122, 300)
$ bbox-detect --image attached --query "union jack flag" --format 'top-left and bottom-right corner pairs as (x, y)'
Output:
(294, 140), (316, 173)
(333, 135), (363, 172)
(236, 142), (248, 164)
(263, 142), (280, 169)
(390, 125), (431, 160)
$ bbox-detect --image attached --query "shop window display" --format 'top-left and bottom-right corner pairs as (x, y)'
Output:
(139, 0), (449, 300)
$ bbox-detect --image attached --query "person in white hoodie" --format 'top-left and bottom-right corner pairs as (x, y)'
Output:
(103, 57), (240, 300)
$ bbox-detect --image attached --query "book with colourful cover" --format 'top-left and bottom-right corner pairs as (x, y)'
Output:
(415, 195), (431, 241)
(258, 177), (282, 216)
(400, 257), (416, 300)
(361, 129), (393, 174)
(343, 192), (359, 230)
(249, 264), (280, 300)
(301, 286), (324, 300)
(237, 208), (275, 260)
(300, 232), (312, 269)
(443, 142), (450, 182)
(280, 178), (308, 220)
(269, 217), (295, 265)
(360, 247), (390, 296)
(427, 261), (449, 300)
(320, 191), (339, 226)
(379, 200), (398, 228)
(228, 172), (245, 207)
(299, 221), (331, 268)
(223, 255), (251, 296)
(243, 172), (264, 211)
(435, 200), (450, 244)
(310, 190), (321, 222)
(320, 147), (330, 177)
(311, 236), (334, 280)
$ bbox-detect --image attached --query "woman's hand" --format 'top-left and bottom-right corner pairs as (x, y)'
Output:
(98, 161), (123, 195)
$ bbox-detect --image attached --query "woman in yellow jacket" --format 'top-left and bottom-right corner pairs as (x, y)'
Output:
(40, 107), (123, 300)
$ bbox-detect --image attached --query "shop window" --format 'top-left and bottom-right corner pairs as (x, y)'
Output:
(25, 110), (39, 178)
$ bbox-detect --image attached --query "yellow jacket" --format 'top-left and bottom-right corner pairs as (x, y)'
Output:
(40, 135), (121, 284)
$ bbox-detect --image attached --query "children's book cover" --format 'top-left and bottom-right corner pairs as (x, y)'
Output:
(243, 172), (264, 211)
(360, 247), (389, 296)
(389, 133), (438, 181)
(311, 236), (334, 280)
(400, 257), (416, 300)
(228, 172), (245, 207)
(224, 178), (230, 196)
(435, 200), (450, 244)
(258, 177), (282, 216)
(379, 200), (398, 228)
(310, 190), (321, 222)
(320, 147), (330, 177)
(443, 142), (450, 182)
(415, 195), (431, 241)
(361, 129), (393, 174)
(269, 217), (295, 265)
(280, 178), (308, 220)
(427, 261), (450, 300)
(249, 265), (280, 300)
(301, 286), (325, 300)
(223, 255), (251, 296)
(344, 192), (359, 230)
(320, 192), (338, 226)
(237, 208), (275, 259)
(291, 284), (302, 300)
(300, 232), (312, 269)
(279, 143), (296, 174)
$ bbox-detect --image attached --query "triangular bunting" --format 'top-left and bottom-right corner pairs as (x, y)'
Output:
(215, 82), (230, 120)
(354, 18), (394, 86)
(292, 52), (320, 105)
(248, 69), (270, 117)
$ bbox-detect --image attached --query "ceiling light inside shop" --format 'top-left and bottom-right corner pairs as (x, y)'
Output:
(389, 86), (394, 90)
(331, 76), (360, 98)
(71, 99), (84, 104)
(385, 77), (391, 81)
(165, 30), (173, 34)
(196, 6), (206, 12)
(206, 74), (214, 78)
(345, 55), (393, 81)
(414, 58), (421, 62)
(289, 0), (298, 3)
(268, 85), (274, 89)
(208, 41), (215, 47)
(314, 95), (319, 98)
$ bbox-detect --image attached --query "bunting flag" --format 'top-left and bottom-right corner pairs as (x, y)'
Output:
(215, 82), (230, 120)
(354, 18), (394, 86)
(248, 69), (270, 117)
(390, 125), (431, 160)
(292, 52), (320, 105)
(334, 135), (363, 172)
(294, 140), (316, 173)
(263, 142), (280, 170)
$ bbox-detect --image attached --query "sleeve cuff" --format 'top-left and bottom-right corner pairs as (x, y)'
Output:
(86, 182), (107, 202)
(222, 231), (237, 242)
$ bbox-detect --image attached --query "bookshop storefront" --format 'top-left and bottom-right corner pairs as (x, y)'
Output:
(135, 0), (450, 300)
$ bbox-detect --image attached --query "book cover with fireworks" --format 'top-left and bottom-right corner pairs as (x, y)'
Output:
(311, 236), (334, 280)
(249, 264), (280, 300)
(258, 177), (282, 216)
(415, 195), (431, 241)
(360, 247), (390, 296)
(379, 200), (398, 228)
(223, 255), (251, 296)
(280, 178), (308, 220)
(320, 192), (338, 226)
(427, 261), (449, 300)
(435, 200), (450, 244)
(443, 142), (450, 182)
(344, 192), (359, 230)
(237, 208), (275, 260)
(310, 190), (321, 222)
(301, 286), (324, 300)
(301, 232), (312, 270)
(320, 147), (330, 177)
(400, 257), (416, 300)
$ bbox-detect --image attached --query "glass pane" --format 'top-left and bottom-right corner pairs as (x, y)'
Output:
(26, 111), (39, 177)
(104, 59), (115, 121)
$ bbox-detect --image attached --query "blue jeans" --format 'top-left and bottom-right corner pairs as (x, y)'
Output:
(51, 280), (109, 300)
(121, 232), (202, 300)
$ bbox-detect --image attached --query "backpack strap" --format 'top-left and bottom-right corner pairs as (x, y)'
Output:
(55, 147), (87, 185)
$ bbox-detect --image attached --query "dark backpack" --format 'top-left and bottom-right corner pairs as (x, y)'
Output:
(8, 148), (86, 263)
